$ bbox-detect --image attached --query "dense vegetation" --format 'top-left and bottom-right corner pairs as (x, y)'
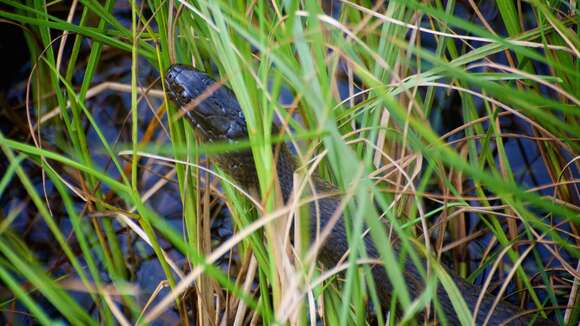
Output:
(0, 0), (578, 325)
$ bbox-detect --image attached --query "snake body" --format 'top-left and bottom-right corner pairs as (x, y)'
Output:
(165, 64), (555, 325)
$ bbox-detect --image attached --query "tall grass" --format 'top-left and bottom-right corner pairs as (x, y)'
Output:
(0, 0), (578, 325)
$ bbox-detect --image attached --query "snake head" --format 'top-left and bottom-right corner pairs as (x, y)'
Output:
(165, 64), (248, 142)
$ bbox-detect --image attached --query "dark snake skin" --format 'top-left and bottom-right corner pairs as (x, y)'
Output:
(165, 64), (556, 325)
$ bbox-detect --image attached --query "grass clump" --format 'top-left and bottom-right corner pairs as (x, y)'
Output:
(0, 0), (578, 325)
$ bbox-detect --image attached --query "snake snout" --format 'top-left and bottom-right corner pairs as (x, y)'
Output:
(165, 64), (249, 142)
(165, 64), (200, 107)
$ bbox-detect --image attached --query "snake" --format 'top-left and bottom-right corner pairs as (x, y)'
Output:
(165, 64), (555, 325)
